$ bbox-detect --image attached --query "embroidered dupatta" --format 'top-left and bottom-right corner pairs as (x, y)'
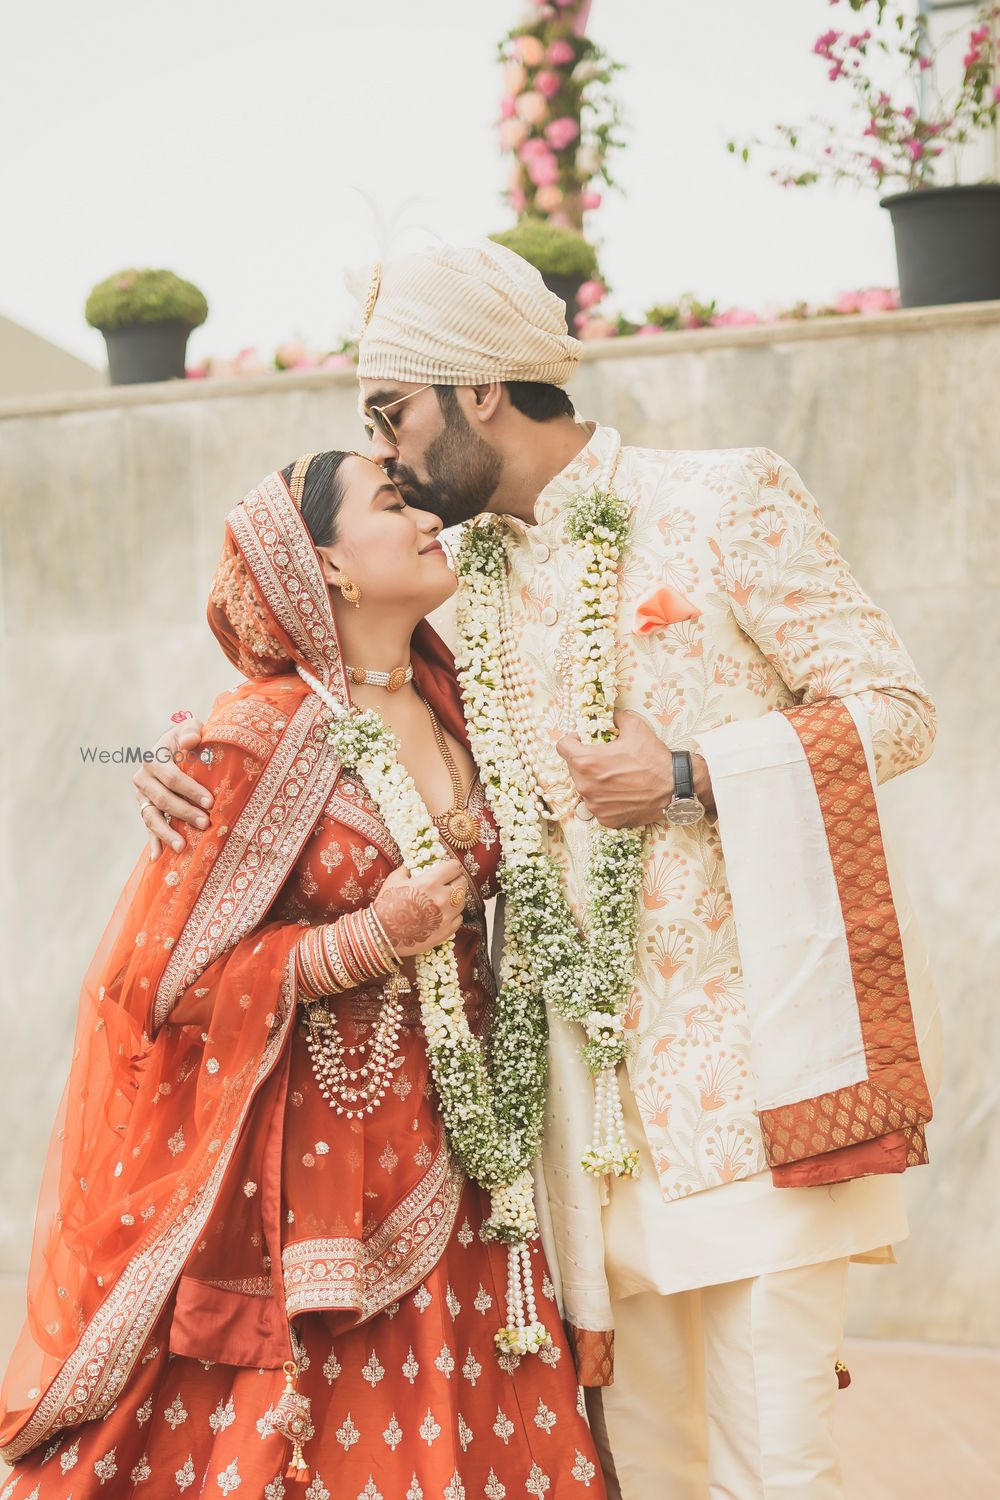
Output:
(0, 467), (469, 1462)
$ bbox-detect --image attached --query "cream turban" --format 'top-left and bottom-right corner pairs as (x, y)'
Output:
(353, 240), (582, 387)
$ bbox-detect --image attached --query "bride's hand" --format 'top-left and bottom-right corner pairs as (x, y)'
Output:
(373, 860), (469, 957)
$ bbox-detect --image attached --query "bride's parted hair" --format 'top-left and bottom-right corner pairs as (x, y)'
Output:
(281, 450), (353, 547)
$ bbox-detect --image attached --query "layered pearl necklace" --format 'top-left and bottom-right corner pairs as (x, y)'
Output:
(304, 975), (407, 1119)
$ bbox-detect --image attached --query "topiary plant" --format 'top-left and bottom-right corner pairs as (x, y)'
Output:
(490, 219), (598, 281)
(85, 269), (209, 332)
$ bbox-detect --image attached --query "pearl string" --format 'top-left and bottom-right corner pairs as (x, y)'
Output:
(304, 984), (405, 1119)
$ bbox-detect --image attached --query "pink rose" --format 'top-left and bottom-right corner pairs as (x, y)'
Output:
(857, 287), (899, 315)
(504, 61), (527, 95)
(711, 307), (759, 328)
(321, 352), (353, 370)
(516, 35), (546, 68)
(577, 278), (605, 309)
(906, 139), (925, 161)
(535, 70), (562, 99)
(576, 315), (616, 340)
(275, 338), (307, 368)
(544, 116), (579, 151)
(534, 184), (564, 212)
(515, 90), (550, 126)
(185, 363), (208, 379)
(510, 188), (527, 213)
(636, 324), (661, 337)
(500, 94), (517, 119)
(520, 135), (549, 158)
(526, 149), (559, 186)
(500, 119), (529, 152)
(547, 39), (575, 66)
(582, 189), (603, 211)
(833, 290), (862, 314)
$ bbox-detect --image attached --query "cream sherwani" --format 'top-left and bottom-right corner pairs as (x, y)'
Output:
(480, 423), (940, 1499)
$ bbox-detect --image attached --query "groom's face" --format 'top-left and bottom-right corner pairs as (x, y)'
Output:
(359, 379), (501, 530)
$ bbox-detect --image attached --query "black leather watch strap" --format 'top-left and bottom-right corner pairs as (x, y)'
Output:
(671, 750), (694, 801)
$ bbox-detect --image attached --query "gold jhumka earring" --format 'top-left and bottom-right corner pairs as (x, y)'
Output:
(338, 577), (362, 607)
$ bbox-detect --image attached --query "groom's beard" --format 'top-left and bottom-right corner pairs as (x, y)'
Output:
(386, 419), (502, 530)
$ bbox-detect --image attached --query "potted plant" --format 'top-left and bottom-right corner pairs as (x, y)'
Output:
(729, 0), (1000, 307)
(490, 217), (599, 319)
(85, 268), (209, 384)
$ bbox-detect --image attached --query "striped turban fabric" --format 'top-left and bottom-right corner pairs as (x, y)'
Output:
(354, 240), (582, 387)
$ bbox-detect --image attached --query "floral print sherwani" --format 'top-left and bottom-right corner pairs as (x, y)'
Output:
(499, 424), (935, 1223)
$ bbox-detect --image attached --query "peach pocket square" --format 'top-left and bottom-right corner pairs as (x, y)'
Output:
(632, 583), (702, 635)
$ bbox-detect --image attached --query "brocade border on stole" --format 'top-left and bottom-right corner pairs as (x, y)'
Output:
(758, 699), (932, 1168)
(281, 1142), (466, 1320)
(153, 694), (337, 1030)
(1, 970), (299, 1465)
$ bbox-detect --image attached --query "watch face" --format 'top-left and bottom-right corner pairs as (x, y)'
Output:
(665, 797), (705, 827)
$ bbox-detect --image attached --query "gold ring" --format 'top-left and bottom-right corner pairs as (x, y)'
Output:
(449, 886), (466, 909)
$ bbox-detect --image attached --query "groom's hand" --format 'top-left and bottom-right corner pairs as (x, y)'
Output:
(555, 710), (715, 828)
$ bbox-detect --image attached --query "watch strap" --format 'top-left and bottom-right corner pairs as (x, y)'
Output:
(671, 750), (694, 801)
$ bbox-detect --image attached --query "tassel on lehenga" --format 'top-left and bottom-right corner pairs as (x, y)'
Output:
(274, 1360), (315, 1484)
(580, 1066), (641, 1180)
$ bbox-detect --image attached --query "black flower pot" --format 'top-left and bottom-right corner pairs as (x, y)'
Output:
(880, 184), (1000, 308)
(101, 321), (193, 385)
(539, 271), (586, 324)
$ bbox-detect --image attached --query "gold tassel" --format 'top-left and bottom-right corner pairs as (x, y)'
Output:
(272, 1360), (314, 1484)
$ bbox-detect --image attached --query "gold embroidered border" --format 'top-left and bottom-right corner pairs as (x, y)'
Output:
(759, 700), (932, 1168)
(153, 696), (337, 1029)
(230, 473), (347, 691)
(1, 968), (298, 1464)
(281, 1142), (464, 1322)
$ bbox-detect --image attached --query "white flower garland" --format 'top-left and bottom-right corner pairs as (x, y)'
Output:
(454, 488), (646, 1181)
(297, 669), (550, 1358)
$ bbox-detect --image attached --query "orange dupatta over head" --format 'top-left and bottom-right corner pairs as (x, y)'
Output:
(0, 460), (464, 1462)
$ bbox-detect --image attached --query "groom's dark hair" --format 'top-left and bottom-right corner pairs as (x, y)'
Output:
(435, 382), (574, 423)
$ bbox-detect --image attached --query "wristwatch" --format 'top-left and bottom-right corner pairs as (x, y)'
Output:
(662, 751), (705, 827)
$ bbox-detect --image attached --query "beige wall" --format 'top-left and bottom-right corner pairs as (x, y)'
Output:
(1, 303), (996, 1346)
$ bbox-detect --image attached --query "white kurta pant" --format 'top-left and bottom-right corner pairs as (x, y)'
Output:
(587, 1256), (850, 1500)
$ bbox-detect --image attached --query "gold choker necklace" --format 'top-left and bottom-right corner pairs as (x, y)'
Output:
(346, 664), (413, 692)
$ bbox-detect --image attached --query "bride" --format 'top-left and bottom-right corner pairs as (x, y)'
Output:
(0, 451), (603, 1499)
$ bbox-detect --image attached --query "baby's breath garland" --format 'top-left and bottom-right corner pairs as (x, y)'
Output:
(454, 487), (645, 1182)
(297, 667), (551, 1358)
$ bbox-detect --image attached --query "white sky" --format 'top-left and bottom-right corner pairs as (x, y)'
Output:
(1, 0), (920, 369)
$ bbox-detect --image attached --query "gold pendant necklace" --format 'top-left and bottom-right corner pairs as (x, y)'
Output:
(422, 699), (481, 851)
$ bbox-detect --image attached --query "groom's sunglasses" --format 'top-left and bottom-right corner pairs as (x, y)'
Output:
(363, 384), (434, 446)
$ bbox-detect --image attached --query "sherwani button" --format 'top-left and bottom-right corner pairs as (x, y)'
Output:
(540, 605), (559, 626)
(575, 802), (595, 821)
(533, 543), (551, 563)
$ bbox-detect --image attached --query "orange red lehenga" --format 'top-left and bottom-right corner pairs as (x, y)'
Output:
(0, 468), (605, 1499)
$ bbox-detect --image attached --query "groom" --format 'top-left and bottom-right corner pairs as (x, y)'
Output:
(135, 241), (940, 1500)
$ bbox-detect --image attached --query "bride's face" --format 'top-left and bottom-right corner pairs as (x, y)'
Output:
(314, 454), (456, 616)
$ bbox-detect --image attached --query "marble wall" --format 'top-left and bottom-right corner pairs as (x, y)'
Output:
(1, 302), (997, 1345)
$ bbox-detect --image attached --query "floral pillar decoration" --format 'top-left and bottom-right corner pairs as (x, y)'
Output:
(499, 0), (623, 232)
